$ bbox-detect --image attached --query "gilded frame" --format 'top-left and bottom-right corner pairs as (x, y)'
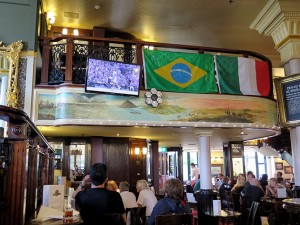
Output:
(275, 162), (283, 170)
(284, 166), (292, 174)
(0, 40), (23, 108)
(275, 74), (300, 127)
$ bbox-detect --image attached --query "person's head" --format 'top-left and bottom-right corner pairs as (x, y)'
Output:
(222, 176), (229, 184)
(90, 163), (107, 186)
(246, 171), (255, 181)
(269, 178), (278, 187)
(218, 173), (224, 180)
(261, 174), (268, 181)
(277, 171), (283, 178)
(236, 176), (246, 186)
(164, 178), (184, 201)
(190, 163), (196, 168)
(136, 179), (149, 192)
(107, 180), (118, 191)
(119, 181), (130, 192)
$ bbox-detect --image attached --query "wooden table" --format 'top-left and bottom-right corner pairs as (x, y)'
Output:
(282, 198), (300, 225)
(31, 215), (82, 224)
(204, 210), (242, 225)
(260, 197), (289, 225)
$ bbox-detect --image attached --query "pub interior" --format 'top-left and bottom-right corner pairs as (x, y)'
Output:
(1, 0), (300, 225)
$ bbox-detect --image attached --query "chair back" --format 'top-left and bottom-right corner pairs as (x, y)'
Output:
(247, 201), (261, 225)
(225, 191), (234, 210)
(100, 213), (126, 225)
(155, 213), (193, 225)
(231, 192), (241, 211)
(126, 207), (146, 225)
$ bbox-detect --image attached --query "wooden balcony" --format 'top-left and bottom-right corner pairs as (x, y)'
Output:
(38, 35), (273, 98)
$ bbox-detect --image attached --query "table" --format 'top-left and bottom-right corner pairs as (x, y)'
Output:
(260, 197), (289, 225)
(282, 198), (300, 225)
(204, 210), (242, 225)
(31, 215), (82, 225)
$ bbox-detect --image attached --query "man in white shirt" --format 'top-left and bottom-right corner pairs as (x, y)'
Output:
(190, 163), (200, 180)
(119, 181), (138, 209)
(136, 180), (157, 217)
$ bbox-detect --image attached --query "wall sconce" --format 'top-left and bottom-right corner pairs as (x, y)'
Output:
(134, 147), (147, 159)
(62, 28), (68, 35)
(73, 29), (79, 36)
(47, 11), (55, 30)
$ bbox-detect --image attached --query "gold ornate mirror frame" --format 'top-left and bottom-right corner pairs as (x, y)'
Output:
(0, 40), (23, 108)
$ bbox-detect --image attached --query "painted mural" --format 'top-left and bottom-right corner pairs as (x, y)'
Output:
(36, 90), (277, 126)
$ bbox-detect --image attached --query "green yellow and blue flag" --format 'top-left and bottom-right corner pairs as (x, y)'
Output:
(143, 49), (218, 93)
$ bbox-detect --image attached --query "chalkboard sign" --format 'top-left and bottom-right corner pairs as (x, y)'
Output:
(275, 74), (300, 127)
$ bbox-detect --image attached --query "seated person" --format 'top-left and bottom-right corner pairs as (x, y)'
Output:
(231, 175), (245, 193)
(136, 179), (157, 217)
(241, 179), (264, 208)
(74, 163), (125, 225)
(107, 180), (119, 192)
(259, 174), (268, 192)
(277, 171), (290, 189)
(119, 181), (138, 209)
(265, 177), (286, 198)
(219, 176), (232, 209)
(148, 178), (190, 225)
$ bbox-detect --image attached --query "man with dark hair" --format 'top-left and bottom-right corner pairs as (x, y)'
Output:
(245, 171), (255, 187)
(74, 163), (125, 225)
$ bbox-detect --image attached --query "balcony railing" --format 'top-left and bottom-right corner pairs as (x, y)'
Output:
(38, 35), (273, 97)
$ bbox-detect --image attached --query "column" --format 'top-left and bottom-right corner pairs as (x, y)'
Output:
(193, 129), (213, 224)
(289, 127), (300, 188)
(251, 0), (300, 193)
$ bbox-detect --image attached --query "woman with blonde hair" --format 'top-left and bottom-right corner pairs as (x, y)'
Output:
(231, 175), (246, 193)
(107, 180), (119, 192)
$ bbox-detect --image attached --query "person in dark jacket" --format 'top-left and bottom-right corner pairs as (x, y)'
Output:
(148, 178), (190, 225)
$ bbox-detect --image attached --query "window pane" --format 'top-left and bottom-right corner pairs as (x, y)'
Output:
(257, 152), (265, 163)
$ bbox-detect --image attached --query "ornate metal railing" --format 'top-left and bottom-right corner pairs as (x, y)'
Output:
(39, 35), (273, 97)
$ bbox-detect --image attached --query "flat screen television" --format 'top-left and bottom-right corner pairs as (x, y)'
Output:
(85, 58), (141, 96)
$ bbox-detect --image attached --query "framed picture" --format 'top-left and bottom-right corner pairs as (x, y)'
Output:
(211, 164), (223, 176)
(275, 162), (283, 170)
(275, 74), (300, 127)
(284, 166), (293, 174)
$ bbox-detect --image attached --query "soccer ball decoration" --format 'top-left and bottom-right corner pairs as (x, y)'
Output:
(145, 88), (163, 107)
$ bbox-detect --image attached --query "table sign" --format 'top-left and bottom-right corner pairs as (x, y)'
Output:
(43, 185), (65, 211)
(213, 200), (221, 214)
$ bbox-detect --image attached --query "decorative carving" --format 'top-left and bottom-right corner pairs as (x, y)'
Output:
(0, 41), (23, 108)
(12, 125), (23, 136)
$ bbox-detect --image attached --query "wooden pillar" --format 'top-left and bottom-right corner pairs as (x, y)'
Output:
(41, 38), (50, 84)
(65, 38), (74, 83)
(0, 123), (28, 225)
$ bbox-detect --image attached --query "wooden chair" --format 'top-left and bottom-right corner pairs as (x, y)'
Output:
(155, 213), (193, 225)
(247, 201), (261, 225)
(126, 206), (146, 225)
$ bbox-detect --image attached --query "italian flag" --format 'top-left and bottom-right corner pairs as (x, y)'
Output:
(215, 55), (270, 96)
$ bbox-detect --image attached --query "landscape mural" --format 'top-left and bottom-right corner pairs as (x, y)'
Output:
(36, 90), (277, 126)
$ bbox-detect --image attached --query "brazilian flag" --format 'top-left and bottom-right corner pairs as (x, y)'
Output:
(143, 49), (218, 93)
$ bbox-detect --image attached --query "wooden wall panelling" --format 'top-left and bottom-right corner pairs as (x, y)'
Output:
(129, 139), (147, 194)
(103, 138), (130, 185)
(25, 147), (38, 223)
(1, 141), (27, 225)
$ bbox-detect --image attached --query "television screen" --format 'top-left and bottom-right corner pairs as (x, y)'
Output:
(85, 58), (141, 96)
